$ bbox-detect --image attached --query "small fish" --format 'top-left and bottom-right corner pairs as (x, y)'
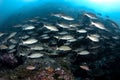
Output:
(107, 19), (119, 29)
(20, 35), (30, 39)
(78, 36), (85, 39)
(67, 38), (77, 42)
(112, 36), (119, 40)
(69, 24), (80, 28)
(13, 24), (22, 28)
(57, 46), (71, 51)
(61, 15), (74, 20)
(111, 22), (119, 29)
(0, 45), (8, 49)
(26, 66), (36, 70)
(87, 34), (99, 42)
(2, 32), (17, 43)
(42, 36), (50, 39)
(28, 53), (44, 58)
(23, 25), (35, 30)
(57, 23), (69, 28)
(27, 31), (35, 35)
(28, 19), (37, 22)
(41, 34), (50, 39)
(8, 45), (16, 50)
(83, 12), (97, 19)
(58, 31), (68, 35)
(0, 32), (5, 37)
(22, 38), (38, 45)
(78, 50), (90, 55)
(101, 35), (110, 40)
(18, 45), (31, 56)
(90, 20), (107, 30)
(90, 45), (100, 49)
(54, 36), (60, 39)
(30, 45), (44, 51)
(8, 49), (16, 53)
(52, 13), (74, 20)
(44, 24), (59, 31)
(7, 32), (17, 39)
(9, 39), (18, 44)
(60, 35), (74, 40)
(41, 34), (48, 37)
(80, 65), (90, 71)
(91, 34), (100, 38)
(77, 29), (87, 33)
(51, 13), (63, 18)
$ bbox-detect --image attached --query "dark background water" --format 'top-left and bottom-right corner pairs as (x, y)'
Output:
(0, 0), (120, 31)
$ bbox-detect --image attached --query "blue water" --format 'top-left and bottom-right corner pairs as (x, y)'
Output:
(0, 0), (120, 27)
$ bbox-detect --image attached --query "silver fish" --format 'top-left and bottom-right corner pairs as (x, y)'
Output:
(83, 12), (97, 19)
(58, 31), (68, 35)
(67, 38), (77, 42)
(7, 32), (17, 39)
(22, 38), (38, 45)
(0, 45), (8, 49)
(90, 20), (107, 30)
(23, 25), (35, 30)
(51, 13), (63, 18)
(61, 15), (74, 20)
(57, 23), (69, 28)
(57, 46), (71, 51)
(69, 24), (80, 28)
(9, 39), (18, 44)
(13, 24), (22, 28)
(19, 35), (30, 39)
(112, 36), (120, 40)
(107, 19), (119, 29)
(77, 29), (87, 33)
(0, 32), (5, 37)
(8, 49), (16, 53)
(8, 45), (16, 50)
(29, 44), (44, 51)
(44, 24), (59, 31)
(87, 34), (100, 42)
(28, 19), (38, 22)
(28, 53), (44, 58)
(78, 50), (90, 55)
(60, 35), (74, 40)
